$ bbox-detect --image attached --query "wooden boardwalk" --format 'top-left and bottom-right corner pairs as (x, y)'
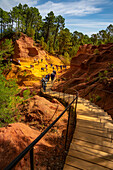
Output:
(63, 98), (113, 170)
(45, 82), (113, 170)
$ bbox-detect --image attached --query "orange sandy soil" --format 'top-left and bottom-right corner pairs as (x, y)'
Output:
(1, 55), (71, 169)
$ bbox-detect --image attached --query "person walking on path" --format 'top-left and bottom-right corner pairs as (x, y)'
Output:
(45, 74), (50, 81)
(56, 65), (58, 71)
(45, 64), (48, 71)
(41, 78), (47, 92)
(51, 72), (55, 83)
(60, 65), (62, 70)
(53, 70), (56, 75)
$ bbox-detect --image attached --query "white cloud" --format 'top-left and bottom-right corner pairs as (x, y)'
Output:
(1, 0), (111, 17)
(66, 21), (113, 28)
(0, 0), (38, 11)
(65, 19), (113, 36)
(36, 0), (108, 17)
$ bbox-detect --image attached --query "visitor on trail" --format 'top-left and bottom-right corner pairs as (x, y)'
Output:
(60, 65), (62, 70)
(10, 59), (12, 62)
(56, 65), (58, 70)
(41, 59), (43, 62)
(64, 65), (67, 70)
(45, 75), (48, 81)
(41, 78), (47, 92)
(45, 64), (48, 71)
(34, 59), (36, 63)
(41, 67), (44, 71)
(45, 74), (50, 81)
(63, 65), (67, 70)
(47, 74), (50, 81)
(51, 64), (53, 67)
(53, 70), (56, 75)
(51, 72), (55, 83)
(30, 65), (34, 69)
(18, 60), (20, 64)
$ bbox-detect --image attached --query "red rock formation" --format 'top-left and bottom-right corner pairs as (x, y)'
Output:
(13, 33), (46, 61)
(52, 43), (113, 117)
(0, 123), (40, 169)
(0, 96), (68, 169)
(19, 95), (68, 127)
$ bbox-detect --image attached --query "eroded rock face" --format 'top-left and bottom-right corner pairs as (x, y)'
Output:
(52, 43), (113, 117)
(13, 33), (46, 61)
(0, 123), (41, 169)
(19, 95), (68, 128)
(0, 95), (68, 169)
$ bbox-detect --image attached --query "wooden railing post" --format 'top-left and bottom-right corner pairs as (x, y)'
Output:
(65, 106), (71, 150)
(30, 148), (34, 170)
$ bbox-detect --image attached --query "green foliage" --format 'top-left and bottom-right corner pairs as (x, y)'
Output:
(26, 26), (35, 39)
(0, 71), (21, 127)
(98, 70), (110, 85)
(69, 45), (79, 58)
(0, 39), (14, 58)
(86, 77), (90, 82)
(0, 4), (113, 58)
(94, 49), (99, 55)
(96, 95), (101, 102)
(23, 89), (30, 99)
(58, 28), (72, 54)
(89, 93), (101, 103)
(0, 40), (21, 127)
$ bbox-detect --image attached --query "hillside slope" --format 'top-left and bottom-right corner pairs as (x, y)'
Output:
(52, 43), (113, 117)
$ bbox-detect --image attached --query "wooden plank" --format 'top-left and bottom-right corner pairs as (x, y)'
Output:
(65, 155), (109, 170)
(76, 119), (105, 130)
(75, 126), (111, 139)
(70, 143), (110, 159)
(71, 139), (113, 155)
(77, 109), (109, 117)
(68, 148), (113, 169)
(63, 164), (81, 170)
(73, 131), (113, 147)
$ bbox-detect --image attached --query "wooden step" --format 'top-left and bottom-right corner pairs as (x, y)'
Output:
(75, 126), (112, 139)
(65, 155), (109, 170)
(63, 164), (81, 170)
(73, 131), (113, 147)
(71, 139), (113, 154)
(67, 148), (113, 169)
(77, 119), (105, 130)
(70, 143), (113, 162)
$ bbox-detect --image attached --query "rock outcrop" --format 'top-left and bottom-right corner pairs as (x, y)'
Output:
(52, 43), (113, 117)
(0, 123), (40, 169)
(19, 95), (68, 128)
(0, 95), (68, 169)
(13, 33), (46, 61)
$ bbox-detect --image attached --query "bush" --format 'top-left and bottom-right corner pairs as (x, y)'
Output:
(0, 39), (21, 127)
(0, 72), (21, 127)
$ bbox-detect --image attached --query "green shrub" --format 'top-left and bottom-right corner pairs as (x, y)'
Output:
(94, 49), (99, 54)
(23, 89), (30, 99)
(0, 72), (21, 127)
(96, 95), (101, 102)
(0, 39), (21, 127)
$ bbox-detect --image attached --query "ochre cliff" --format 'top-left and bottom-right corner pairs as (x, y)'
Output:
(13, 33), (46, 61)
(52, 43), (113, 117)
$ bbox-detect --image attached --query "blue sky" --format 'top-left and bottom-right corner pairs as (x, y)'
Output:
(1, 0), (113, 36)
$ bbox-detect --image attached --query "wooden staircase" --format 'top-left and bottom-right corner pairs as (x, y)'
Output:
(63, 98), (113, 170)
(45, 82), (113, 169)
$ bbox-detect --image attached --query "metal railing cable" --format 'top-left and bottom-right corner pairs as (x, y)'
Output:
(5, 84), (78, 170)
